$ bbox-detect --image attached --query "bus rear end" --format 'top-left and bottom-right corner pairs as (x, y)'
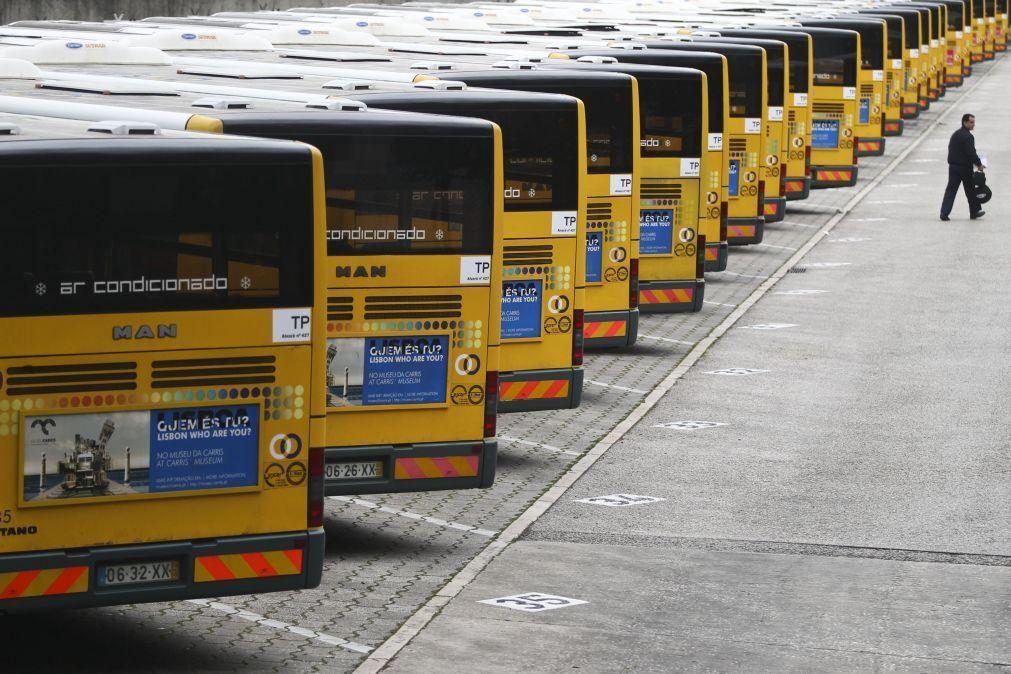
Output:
(941, 0), (972, 85)
(0, 116), (325, 610)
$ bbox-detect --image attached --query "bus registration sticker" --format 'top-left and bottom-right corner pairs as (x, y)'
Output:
(728, 160), (741, 198)
(811, 120), (840, 149)
(22, 406), (259, 504)
(640, 210), (674, 255)
(859, 99), (870, 125)
(326, 336), (448, 406)
(502, 281), (542, 339)
(585, 232), (603, 284)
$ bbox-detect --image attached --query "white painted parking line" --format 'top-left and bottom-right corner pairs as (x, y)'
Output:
(654, 420), (727, 430)
(865, 200), (907, 204)
(329, 496), (497, 538)
(740, 323), (798, 330)
(703, 300), (737, 308)
(803, 262), (852, 268)
(704, 368), (770, 376)
(908, 158), (941, 163)
(756, 242), (799, 251)
(186, 599), (373, 654)
(895, 171), (929, 175)
(574, 494), (666, 506)
(774, 289), (829, 296)
(587, 380), (648, 394)
(637, 334), (696, 346)
(828, 237), (873, 242)
(883, 183), (917, 188)
(847, 217), (888, 222)
(498, 435), (580, 457)
(478, 593), (588, 613)
(721, 270), (768, 279)
(780, 221), (819, 228)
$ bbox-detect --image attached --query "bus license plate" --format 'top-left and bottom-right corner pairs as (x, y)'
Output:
(325, 461), (383, 480)
(99, 560), (179, 587)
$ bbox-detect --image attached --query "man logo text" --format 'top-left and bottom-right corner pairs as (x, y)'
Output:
(336, 265), (387, 279)
(113, 324), (177, 340)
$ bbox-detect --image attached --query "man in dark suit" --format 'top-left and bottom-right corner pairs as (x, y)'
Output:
(940, 113), (986, 221)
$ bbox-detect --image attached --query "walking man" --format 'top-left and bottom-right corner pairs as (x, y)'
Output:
(940, 113), (985, 221)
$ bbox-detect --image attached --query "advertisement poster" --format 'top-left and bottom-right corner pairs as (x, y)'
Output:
(327, 336), (448, 406)
(728, 159), (741, 198)
(859, 98), (870, 125)
(22, 406), (259, 502)
(640, 209), (674, 255)
(812, 120), (840, 149)
(585, 232), (603, 283)
(502, 280), (542, 339)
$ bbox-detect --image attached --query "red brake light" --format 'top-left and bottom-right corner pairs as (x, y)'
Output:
(696, 234), (707, 279)
(307, 445), (324, 528)
(805, 145), (812, 176)
(757, 180), (766, 207)
(720, 201), (729, 242)
(572, 309), (584, 366)
(628, 257), (639, 309)
(484, 370), (498, 437)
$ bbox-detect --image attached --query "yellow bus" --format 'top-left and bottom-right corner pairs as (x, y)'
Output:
(641, 42), (767, 246)
(0, 59), (508, 495)
(906, 2), (950, 101)
(778, 26), (859, 189)
(719, 29), (814, 201)
(869, 7), (927, 118)
(940, 0), (974, 84)
(860, 13), (910, 135)
(0, 111), (325, 609)
(699, 36), (790, 223)
(802, 19), (888, 157)
(565, 51), (729, 275)
(423, 69), (642, 348)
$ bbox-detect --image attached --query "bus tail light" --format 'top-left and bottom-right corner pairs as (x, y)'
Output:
(572, 309), (584, 366)
(757, 180), (766, 211)
(779, 171), (787, 197)
(483, 370), (498, 437)
(696, 235), (707, 279)
(805, 146), (812, 176)
(720, 201), (729, 240)
(628, 257), (639, 309)
(852, 140), (859, 166)
(307, 444), (325, 528)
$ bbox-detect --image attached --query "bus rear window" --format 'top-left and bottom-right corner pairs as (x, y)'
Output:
(579, 84), (634, 175)
(0, 161), (313, 318)
(788, 40), (811, 93)
(812, 38), (858, 87)
(638, 77), (702, 158)
(495, 108), (579, 212)
(726, 54), (763, 117)
(887, 23), (904, 59)
(766, 47), (786, 106)
(316, 135), (494, 256)
(948, 4), (964, 29)
(861, 26), (885, 69)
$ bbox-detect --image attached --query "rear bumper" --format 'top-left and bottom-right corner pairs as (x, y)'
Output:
(704, 241), (729, 272)
(324, 439), (496, 494)
(883, 118), (905, 136)
(811, 166), (858, 189)
(945, 72), (965, 87)
(918, 96), (931, 111)
(498, 367), (583, 413)
(784, 176), (811, 201)
(763, 196), (786, 223)
(856, 137), (886, 157)
(963, 64), (974, 76)
(901, 101), (921, 119)
(0, 530), (324, 612)
(638, 278), (704, 314)
(726, 216), (765, 245)
(585, 308), (639, 348)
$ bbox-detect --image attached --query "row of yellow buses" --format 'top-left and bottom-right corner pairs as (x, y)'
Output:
(0, 0), (1001, 611)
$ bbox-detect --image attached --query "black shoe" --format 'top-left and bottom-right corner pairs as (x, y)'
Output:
(940, 214), (950, 221)
(971, 210), (986, 219)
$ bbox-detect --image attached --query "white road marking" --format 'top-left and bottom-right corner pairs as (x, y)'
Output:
(847, 217), (888, 221)
(756, 242), (799, 251)
(703, 300), (736, 308)
(498, 435), (580, 457)
(329, 496), (497, 538)
(829, 237), (873, 242)
(803, 262), (852, 267)
(587, 380), (648, 394)
(654, 420), (727, 430)
(884, 183), (917, 187)
(186, 599), (373, 654)
(865, 200), (907, 204)
(895, 171), (929, 175)
(740, 323), (798, 330)
(479, 593), (587, 613)
(575, 494), (666, 506)
(908, 158), (941, 163)
(780, 221), (819, 228)
(774, 289), (829, 296)
(721, 270), (767, 279)
(637, 334), (695, 346)
(704, 368), (770, 376)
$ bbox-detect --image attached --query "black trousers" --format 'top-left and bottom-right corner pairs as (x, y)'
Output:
(940, 164), (981, 216)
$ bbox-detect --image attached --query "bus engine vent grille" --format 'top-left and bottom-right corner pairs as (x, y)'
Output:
(503, 245), (553, 266)
(812, 102), (846, 115)
(3, 362), (138, 396)
(364, 295), (463, 319)
(328, 296), (355, 321)
(150, 356), (276, 389)
(860, 84), (875, 96)
(587, 202), (613, 221)
(728, 138), (748, 153)
(640, 179), (682, 201)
